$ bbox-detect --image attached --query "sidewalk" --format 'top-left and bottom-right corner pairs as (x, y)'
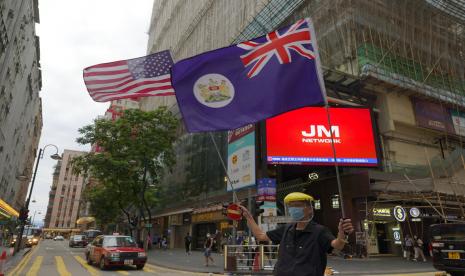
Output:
(147, 248), (224, 274)
(0, 245), (31, 273)
(147, 248), (440, 275)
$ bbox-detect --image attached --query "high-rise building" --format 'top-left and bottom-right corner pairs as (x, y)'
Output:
(46, 150), (87, 229)
(0, 0), (43, 211)
(43, 160), (61, 228)
(141, 0), (465, 253)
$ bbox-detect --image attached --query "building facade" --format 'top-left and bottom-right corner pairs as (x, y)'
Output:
(46, 150), (86, 229)
(141, 0), (465, 253)
(0, 0), (43, 211)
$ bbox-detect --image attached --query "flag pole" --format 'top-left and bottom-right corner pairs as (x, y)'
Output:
(307, 17), (347, 218)
(208, 132), (239, 203)
(325, 104), (346, 218)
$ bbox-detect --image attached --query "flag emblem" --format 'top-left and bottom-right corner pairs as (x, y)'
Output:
(238, 19), (314, 78)
(193, 74), (235, 108)
(83, 51), (174, 102)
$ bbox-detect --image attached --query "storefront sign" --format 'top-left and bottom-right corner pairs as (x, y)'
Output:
(373, 208), (391, 217)
(227, 124), (256, 191)
(393, 206), (406, 222)
(392, 227), (402, 245)
(266, 107), (378, 166)
(409, 208), (420, 218)
(191, 211), (224, 223)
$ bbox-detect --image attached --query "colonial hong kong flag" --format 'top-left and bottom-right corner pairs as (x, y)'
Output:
(171, 18), (326, 133)
(83, 51), (174, 102)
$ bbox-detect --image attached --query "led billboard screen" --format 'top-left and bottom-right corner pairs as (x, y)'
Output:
(266, 107), (378, 166)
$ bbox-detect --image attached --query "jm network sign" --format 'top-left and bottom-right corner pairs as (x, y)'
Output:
(227, 124), (256, 191)
(266, 107), (378, 166)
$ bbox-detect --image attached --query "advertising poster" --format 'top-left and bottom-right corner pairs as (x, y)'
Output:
(227, 124), (255, 191)
(450, 110), (465, 136)
(266, 107), (378, 166)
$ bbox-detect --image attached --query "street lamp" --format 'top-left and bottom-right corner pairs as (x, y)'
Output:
(14, 144), (61, 255)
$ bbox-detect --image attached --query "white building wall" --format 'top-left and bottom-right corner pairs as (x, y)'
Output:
(0, 0), (43, 210)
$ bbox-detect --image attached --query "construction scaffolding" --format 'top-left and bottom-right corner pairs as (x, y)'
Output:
(289, 0), (465, 106)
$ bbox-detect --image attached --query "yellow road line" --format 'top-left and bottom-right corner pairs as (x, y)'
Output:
(116, 270), (129, 275)
(7, 246), (39, 276)
(143, 267), (156, 273)
(55, 256), (72, 276)
(74, 256), (100, 276)
(25, 256), (43, 276)
(145, 263), (217, 275)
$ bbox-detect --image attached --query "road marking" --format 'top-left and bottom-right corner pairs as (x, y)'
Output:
(145, 263), (214, 275)
(74, 255), (100, 276)
(7, 245), (39, 276)
(143, 267), (156, 273)
(25, 256), (43, 276)
(116, 270), (129, 275)
(55, 256), (72, 276)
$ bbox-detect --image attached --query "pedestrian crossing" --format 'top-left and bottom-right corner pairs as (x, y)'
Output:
(7, 250), (214, 276)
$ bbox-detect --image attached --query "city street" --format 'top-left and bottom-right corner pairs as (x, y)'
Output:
(6, 240), (212, 276)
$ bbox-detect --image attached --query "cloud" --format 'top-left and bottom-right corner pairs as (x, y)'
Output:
(31, 0), (153, 224)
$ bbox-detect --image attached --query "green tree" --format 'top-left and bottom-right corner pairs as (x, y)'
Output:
(72, 107), (178, 240)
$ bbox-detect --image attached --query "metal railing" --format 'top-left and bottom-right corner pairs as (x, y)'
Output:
(224, 244), (279, 275)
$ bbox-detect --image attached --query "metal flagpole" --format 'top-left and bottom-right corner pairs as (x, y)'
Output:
(325, 104), (346, 218)
(208, 132), (239, 203)
(307, 16), (347, 219)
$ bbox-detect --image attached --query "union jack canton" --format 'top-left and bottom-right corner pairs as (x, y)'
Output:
(238, 18), (315, 78)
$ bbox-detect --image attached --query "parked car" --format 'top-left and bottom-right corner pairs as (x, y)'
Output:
(430, 223), (465, 276)
(54, 235), (65, 241)
(69, 235), (87, 247)
(83, 229), (102, 242)
(86, 235), (147, 270)
(45, 234), (52, 239)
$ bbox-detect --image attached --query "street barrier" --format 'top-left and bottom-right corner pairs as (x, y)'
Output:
(224, 244), (279, 275)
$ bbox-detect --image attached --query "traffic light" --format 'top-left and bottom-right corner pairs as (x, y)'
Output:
(222, 203), (229, 216)
(253, 200), (265, 216)
(19, 208), (29, 222)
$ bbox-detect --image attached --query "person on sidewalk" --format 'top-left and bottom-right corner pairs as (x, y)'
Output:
(239, 192), (354, 276)
(204, 233), (215, 266)
(404, 234), (414, 260)
(413, 235), (427, 262)
(184, 233), (192, 255)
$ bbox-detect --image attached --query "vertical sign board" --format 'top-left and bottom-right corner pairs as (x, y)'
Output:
(227, 124), (256, 191)
(257, 178), (277, 217)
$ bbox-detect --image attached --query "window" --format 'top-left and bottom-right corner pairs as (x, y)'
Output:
(331, 195), (340, 209)
(314, 199), (321, 210)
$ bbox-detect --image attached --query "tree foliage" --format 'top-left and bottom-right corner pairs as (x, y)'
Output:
(72, 107), (178, 236)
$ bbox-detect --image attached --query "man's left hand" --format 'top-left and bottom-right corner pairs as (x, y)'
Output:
(338, 218), (354, 236)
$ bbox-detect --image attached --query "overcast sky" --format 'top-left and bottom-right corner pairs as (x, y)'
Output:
(31, 0), (154, 225)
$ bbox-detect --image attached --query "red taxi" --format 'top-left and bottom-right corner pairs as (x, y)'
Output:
(85, 235), (147, 270)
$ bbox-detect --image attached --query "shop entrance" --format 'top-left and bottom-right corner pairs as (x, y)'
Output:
(193, 223), (216, 249)
(375, 223), (390, 254)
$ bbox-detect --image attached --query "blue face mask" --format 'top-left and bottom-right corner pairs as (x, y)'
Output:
(288, 207), (305, 221)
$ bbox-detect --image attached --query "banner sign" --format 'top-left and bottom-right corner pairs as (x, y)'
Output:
(413, 99), (455, 133)
(257, 178), (276, 202)
(451, 110), (465, 136)
(266, 107), (378, 166)
(227, 124), (256, 191)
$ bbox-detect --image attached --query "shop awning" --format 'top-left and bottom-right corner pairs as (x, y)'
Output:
(153, 208), (193, 218)
(0, 198), (19, 218)
(76, 217), (96, 225)
(42, 228), (81, 232)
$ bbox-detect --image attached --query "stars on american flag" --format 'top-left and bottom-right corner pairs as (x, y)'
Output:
(128, 51), (173, 79)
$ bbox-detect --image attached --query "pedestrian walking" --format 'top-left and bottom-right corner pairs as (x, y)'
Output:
(413, 235), (426, 262)
(184, 232), (192, 255)
(239, 192), (354, 276)
(161, 236), (168, 250)
(404, 234), (414, 260)
(204, 233), (215, 266)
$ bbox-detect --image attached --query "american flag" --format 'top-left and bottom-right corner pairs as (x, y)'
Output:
(238, 19), (314, 78)
(83, 50), (174, 102)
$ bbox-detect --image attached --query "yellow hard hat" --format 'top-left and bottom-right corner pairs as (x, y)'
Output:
(284, 192), (314, 204)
